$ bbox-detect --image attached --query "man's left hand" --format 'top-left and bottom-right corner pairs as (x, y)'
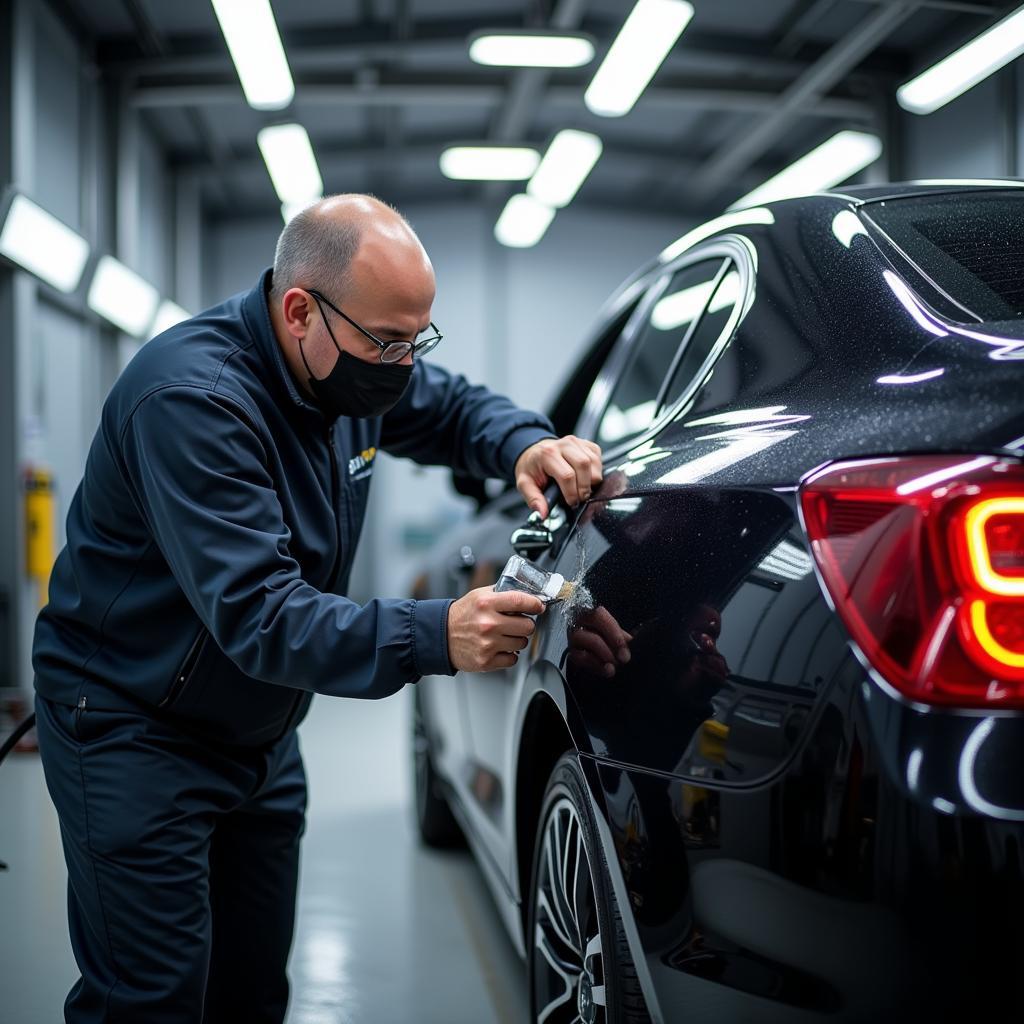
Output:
(515, 436), (603, 518)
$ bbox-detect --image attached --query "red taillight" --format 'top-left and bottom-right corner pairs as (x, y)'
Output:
(799, 455), (1024, 708)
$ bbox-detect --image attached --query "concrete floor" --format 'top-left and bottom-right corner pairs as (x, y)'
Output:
(0, 690), (528, 1024)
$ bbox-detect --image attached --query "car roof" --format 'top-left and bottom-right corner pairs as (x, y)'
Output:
(823, 179), (1024, 204)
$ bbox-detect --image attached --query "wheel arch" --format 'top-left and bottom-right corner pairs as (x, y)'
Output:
(514, 691), (576, 937)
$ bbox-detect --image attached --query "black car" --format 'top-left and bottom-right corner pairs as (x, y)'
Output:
(410, 182), (1024, 1023)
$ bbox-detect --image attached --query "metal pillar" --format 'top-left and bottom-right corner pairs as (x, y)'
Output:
(0, 0), (36, 694)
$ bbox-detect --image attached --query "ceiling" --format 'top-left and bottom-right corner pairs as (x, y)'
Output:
(55, 0), (1010, 221)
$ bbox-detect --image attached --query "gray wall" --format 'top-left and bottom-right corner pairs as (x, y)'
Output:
(0, 0), (182, 692)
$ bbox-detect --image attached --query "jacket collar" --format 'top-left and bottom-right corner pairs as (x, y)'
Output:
(243, 268), (324, 420)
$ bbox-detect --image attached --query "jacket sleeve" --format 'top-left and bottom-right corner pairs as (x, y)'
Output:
(120, 385), (454, 697)
(379, 360), (556, 480)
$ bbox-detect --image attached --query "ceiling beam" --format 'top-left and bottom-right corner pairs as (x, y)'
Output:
(131, 75), (871, 121)
(101, 19), (841, 84)
(686, 0), (922, 203)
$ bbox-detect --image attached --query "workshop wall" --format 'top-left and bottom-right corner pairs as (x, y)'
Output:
(0, 0), (179, 692)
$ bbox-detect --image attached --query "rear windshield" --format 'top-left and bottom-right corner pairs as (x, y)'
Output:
(864, 190), (1024, 322)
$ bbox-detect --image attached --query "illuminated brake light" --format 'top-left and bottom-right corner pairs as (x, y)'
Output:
(800, 455), (1024, 707)
(968, 600), (1024, 670)
(962, 497), (1024, 595)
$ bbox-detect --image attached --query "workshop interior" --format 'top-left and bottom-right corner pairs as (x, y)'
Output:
(2, 1), (1024, 1022)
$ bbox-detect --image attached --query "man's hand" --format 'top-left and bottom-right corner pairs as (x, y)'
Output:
(515, 436), (603, 518)
(447, 586), (545, 672)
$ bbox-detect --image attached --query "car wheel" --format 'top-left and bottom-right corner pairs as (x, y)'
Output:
(412, 686), (464, 848)
(527, 753), (649, 1024)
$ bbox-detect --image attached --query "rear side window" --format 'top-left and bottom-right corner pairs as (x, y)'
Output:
(597, 258), (725, 447)
(865, 190), (1024, 321)
(658, 264), (739, 414)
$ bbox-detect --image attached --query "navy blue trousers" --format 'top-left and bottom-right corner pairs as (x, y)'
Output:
(35, 695), (307, 1023)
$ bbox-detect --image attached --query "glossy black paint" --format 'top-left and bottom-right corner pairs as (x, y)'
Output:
(415, 184), (1024, 1021)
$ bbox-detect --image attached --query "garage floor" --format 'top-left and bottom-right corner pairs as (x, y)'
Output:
(0, 690), (528, 1024)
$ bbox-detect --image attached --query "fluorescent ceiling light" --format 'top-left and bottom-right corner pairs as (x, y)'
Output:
(897, 5), (1024, 115)
(87, 256), (160, 337)
(0, 194), (90, 293)
(211, 0), (294, 110)
(660, 207), (774, 262)
(469, 30), (595, 68)
(584, 0), (694, 117)
(257, 124), (324, 205)
(494, 194), (556, 248)
(150, 300), (192, 339)
(440, 146), (541, 181)
(527, 130), (603, 208)
(731, 130), (882, 210)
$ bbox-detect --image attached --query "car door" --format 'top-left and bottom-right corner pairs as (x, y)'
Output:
(545, 237), (843, 779)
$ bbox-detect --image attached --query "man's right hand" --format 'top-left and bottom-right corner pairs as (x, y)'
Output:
(447, 587), (544, 672)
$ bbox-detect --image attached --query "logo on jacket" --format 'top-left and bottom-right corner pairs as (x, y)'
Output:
(348, 447), (377, 482)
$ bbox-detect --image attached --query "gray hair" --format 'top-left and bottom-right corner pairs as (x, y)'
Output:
(270, 202), (361, 301)
(269, 193), (412, 301)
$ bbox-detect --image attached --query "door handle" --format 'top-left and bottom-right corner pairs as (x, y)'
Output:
(510, 511), (553, 557)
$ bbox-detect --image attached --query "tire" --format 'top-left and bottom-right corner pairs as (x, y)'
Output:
(527, 753), (650, 1024)
(411, 685), (464, 848)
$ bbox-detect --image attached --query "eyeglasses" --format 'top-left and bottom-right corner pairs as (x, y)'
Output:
(308, 289), (443, 364)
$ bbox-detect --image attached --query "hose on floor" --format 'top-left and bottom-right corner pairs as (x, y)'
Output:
(0, 712), (35, 767)
(0, 712), (36, 870)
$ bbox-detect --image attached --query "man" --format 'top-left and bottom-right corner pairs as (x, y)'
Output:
(32, 194), (603, 1023)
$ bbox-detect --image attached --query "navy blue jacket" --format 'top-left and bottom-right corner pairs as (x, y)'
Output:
(33, 269), (554, 745)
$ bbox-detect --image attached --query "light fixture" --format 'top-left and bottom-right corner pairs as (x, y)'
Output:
(210, 0), (294, 110)
(897, 5), (1024, 115)
(440, 146), (541, 181)
(584, 0), (694, 117)
(257, 124), (324, 206)
(468, 30), (595, 68)
(527, 130), (603, 208)
(494, 194), (556, 248)
(0, 193), (90, 293)
(731, 130), (882, 210)
(87, 256), (160, 337)
(150, 300), (192, 339)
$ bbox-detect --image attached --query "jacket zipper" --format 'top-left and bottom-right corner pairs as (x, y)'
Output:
(74, 695), (87, 738)
(160, 628), (208, 708)
(326, 427), (343, 591)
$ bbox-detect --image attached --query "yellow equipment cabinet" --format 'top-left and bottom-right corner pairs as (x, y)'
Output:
(24, 466), (56, 605)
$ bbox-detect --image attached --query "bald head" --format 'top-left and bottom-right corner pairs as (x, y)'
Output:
(269, 194), (438, 395)
(271, 193), (433, 307)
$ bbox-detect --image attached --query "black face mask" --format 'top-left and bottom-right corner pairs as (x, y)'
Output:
(300, 321), (413, 420)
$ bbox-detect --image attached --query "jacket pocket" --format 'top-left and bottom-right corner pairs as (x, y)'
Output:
(159, 627), (302, 746)
(160, 628), (210, 710)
